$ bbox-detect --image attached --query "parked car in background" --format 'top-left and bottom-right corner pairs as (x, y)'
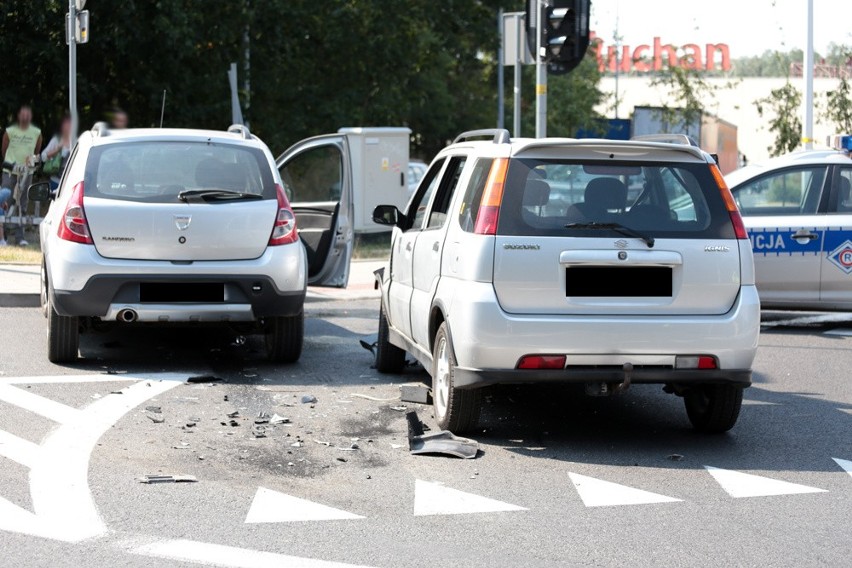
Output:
(30, 123), (354, 363)
(726, 142), (852, 310)
(372, 129), (759, 434)
(408, 160), (428, 195)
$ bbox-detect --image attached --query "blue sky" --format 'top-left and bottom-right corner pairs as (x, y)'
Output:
(590, 0), (852, 58)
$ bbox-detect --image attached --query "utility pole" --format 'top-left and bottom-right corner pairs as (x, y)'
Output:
(68, 0), (78, 147)
(803, 0), (814, 150)
(514, 14), (523, 137)
(535, 0), (547, 138)
(242, 3), (251, 130)
(497, 9), (505, 130)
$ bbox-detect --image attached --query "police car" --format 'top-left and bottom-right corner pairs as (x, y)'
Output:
(725, 136), (852, 310)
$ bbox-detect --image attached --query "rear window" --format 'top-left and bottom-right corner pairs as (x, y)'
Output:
(84, 141), (275, 202)
(497, 158), (736, 239)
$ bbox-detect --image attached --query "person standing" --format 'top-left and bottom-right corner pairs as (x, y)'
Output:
(0, 105), (42, 246)
(40, 114), (72, 191)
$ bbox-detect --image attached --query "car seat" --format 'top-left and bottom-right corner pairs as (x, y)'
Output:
(566, 177), (627, 222)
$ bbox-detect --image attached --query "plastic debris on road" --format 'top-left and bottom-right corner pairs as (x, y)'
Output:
(406, 411), (479, 459)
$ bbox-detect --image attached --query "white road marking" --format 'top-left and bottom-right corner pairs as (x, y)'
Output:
(413, 479), (527, 516)
(741, 400), (781, 406)
(839, 408), (852, 416)
(824, 328), (852, 336)
(0, 383), (80, 424)
(0, 429), (41, 468)
(244, 487), (364, 523)
(833, 458), (852, 478)
(3, 374), (138, 385)
(704, 466), (827, 498)
(0, 374), (186, 542)
(132, 539), (377, 568)
(568, 472), (681, 507)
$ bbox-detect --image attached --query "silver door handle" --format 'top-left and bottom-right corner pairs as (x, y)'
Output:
(792, 230), (819, 241)
(432, 241), (439, 252)
(405, 242), (413, 252)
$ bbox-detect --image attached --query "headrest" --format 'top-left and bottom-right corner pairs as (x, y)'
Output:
(195, 158), (226, 189)
(523, 179), (551, 207)
(584, 177), (628, 212)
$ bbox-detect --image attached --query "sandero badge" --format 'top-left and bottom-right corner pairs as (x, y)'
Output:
(827, 240), (852, 274)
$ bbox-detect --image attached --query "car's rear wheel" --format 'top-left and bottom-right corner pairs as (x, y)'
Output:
(684, 384), (743, 433)
(432, 322), (481, 434)
(265, 312), (304, 363)
(375, 302), (406, 373)
(47, 295), (79, 364)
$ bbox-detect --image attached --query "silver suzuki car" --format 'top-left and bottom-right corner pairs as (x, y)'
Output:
(372, 130), (760, 434)
(29, 123), (355, 363)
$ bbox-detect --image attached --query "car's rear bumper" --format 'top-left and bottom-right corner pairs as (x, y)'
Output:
(453, 367), (752, 389)
(441, 281), (760, 388)
(52, 274), (305, 320)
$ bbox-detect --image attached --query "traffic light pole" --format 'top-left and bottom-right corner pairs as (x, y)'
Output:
(535, 0), (547, 138)
(68, 0), (78, 147)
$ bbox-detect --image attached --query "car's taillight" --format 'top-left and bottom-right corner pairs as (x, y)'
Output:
(710, 164), (747, 240)
(675, 355), (718, 370)
(57, 182), (93, 244)
(517, 354), (566, 370)
(474, 158), (510, 235)
(268, 184), (298, 246)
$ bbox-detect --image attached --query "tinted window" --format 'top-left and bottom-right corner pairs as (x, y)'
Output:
(498, 159), (732, 238)
(733, 167), (826, 216)
(831, 167), (852, 213)
(458, 159), (492, 232)
(85, 142), (273, 202)
(408, 159), (445, 230)
(280, 145), (342, 202)
(426, 157), (466, 230)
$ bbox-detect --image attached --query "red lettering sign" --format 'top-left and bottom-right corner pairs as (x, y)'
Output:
(590, 32), (731, 73)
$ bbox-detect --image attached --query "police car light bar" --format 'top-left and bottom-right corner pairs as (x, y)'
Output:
(827, 134), (852, 152)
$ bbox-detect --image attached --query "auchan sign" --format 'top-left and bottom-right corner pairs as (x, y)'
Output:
(591, 32), (731, 73)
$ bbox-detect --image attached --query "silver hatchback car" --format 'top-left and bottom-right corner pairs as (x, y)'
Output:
(30, 123), (356, 363)
(372, 130), (760, 434)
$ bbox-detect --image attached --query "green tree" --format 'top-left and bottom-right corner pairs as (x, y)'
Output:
(754, 81), (802, 156)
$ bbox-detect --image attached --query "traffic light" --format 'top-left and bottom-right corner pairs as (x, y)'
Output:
(525, 0), (591, 75)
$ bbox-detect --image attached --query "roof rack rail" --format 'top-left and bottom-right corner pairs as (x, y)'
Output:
(91, 122), (110, 137)
(453, 129), (511, 145)
(630, 133), (699, 147)
(228, 124), (252, 140)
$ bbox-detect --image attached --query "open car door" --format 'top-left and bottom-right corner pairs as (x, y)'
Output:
(276, 134), (354, 288)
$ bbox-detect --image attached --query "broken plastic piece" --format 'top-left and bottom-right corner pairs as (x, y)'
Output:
(400, 383), (431, 405)
(301, 395), (317, 404)
(137, 475), (197, 484)
(406, 411), (479, 459)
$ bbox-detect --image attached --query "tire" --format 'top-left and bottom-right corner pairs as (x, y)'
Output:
(375, 302), (405, 373)
(265, 311), (304, 363)
(47, 296), (79, 364)
(431, 322), (481, 434)
(684, 384), (743, 433)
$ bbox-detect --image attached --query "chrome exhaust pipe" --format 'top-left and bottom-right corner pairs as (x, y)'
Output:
(116, 308), (138, 323)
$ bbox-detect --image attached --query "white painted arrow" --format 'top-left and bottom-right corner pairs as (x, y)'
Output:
(413, 479), (526, 516)
(0, 374), (186, 542)
(568, 472), (681, 507)
(705, 466), (827, 498)
(833, 457), (852, 478)
(245, 487), (364, 523)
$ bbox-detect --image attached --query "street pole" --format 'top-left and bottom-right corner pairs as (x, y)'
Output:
(513, 14), (522, 137)
(535, 0), (547, 138)
(803, 0), (814, 150)
(68, 0), (78, 147)
(497, 9), (504, 130)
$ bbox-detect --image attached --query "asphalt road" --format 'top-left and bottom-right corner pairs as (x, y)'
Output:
(0, 299), (850, 567)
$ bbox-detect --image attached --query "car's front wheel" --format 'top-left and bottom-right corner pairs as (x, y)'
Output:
(684, 384), (743, 433)
(47, 296), (79, 364)
(432, 322), (481, 434)
(265, 312), (304, 363)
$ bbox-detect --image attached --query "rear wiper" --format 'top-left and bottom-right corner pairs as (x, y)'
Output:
(178, 189), (262, 203)
(564, 221), (655, 248)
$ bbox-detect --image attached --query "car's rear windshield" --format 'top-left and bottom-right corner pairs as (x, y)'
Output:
(497, 158), (736, 239)
(84, 141), (275, 202)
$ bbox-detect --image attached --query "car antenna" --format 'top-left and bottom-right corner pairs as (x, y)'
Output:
(159, 89), (167, 127)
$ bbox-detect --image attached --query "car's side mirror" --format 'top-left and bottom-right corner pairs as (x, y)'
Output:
(27, 181), (52, 202)
(373, 205), (404, 227)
